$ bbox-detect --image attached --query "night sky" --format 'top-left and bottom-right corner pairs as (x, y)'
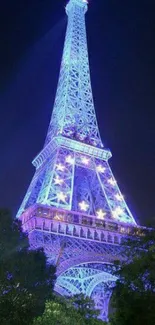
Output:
(0, 0), (155, 226)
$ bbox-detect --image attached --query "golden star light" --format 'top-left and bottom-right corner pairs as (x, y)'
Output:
(108, 177), (116, 186)
(115, 193), (123, 201)
(57, 192), (67, 203)
(79, 200), (89, 211)
(54, 175), (64, 185)
(96, 165), (106, 173)
(96, 209), (106, 219)
(81, 157), (89, 165)
(112, 206), (124, 218)
(65, 155), (74, 164)
(56, 163), (65, 172)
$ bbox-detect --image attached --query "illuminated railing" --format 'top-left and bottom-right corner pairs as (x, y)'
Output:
(32, 136), (112, 169)
(20, 204), (142, 245)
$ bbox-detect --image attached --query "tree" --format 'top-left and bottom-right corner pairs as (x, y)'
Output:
(69, 294), (106, 324)
(0, 209), (56, 325)
(33, 294), (106, 325)
(109, 228), (155, 325)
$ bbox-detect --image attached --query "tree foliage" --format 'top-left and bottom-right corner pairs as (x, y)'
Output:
(33, 294), (105, 325)
(109, 228), (155, 325)
(0, 209), (56, 325)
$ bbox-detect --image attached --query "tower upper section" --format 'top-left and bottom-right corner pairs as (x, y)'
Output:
(45, 0), (103, 148)
(66, 0), (88, 14)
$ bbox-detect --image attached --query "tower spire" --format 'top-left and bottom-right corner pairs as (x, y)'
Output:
(45, 0), (102, 148)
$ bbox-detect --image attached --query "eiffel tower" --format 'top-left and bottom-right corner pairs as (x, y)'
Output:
(17, 0), (137, 321)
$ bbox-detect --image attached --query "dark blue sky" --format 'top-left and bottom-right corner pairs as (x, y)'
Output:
(0, 0), (155, 225)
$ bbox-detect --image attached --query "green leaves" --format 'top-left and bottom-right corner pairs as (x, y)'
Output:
(109, 228), (155, 325)
(33, 294), (106, 325)
(0, 209), (56, 325)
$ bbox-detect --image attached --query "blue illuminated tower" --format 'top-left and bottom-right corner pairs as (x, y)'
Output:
(17, 0), (137, 320)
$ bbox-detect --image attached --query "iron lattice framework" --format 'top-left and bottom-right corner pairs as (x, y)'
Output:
(17, 0), (138, 321)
